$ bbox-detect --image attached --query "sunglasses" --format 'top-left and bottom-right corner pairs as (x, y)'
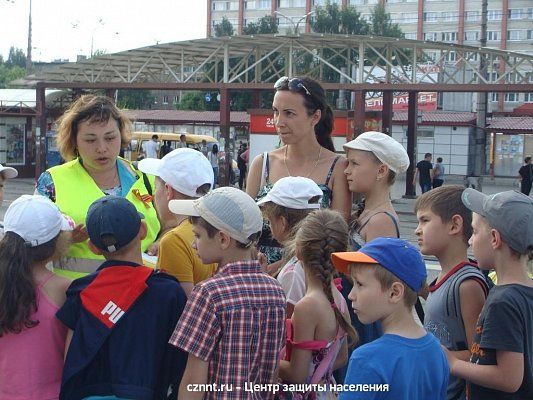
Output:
(274, 76), (312, 97)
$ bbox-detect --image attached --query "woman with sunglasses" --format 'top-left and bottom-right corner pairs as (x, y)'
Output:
(247, 76), (351, 270)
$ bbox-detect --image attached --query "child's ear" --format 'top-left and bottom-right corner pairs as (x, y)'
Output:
(165, 183), (174, 202)
(491, 228), (503, 250)
(88, 240), (103, 256)
(138, 221), (147, 241)
(389, 281), (405, 304)
(449, 214), (464, 235)
(218, 231), (233, 250)
(376, 164), (389, 181)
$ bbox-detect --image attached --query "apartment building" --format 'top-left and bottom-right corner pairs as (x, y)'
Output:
(208, 0), (533, 110)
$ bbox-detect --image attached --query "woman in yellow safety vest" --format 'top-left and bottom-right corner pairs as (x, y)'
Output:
(36, 95), (160, 277)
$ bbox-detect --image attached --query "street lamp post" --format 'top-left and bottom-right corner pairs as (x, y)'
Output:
(274, 10), (315, 35)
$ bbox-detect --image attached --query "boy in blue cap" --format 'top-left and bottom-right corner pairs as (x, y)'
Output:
(445, 189), (533, 399)
(56, 195), (188, 400)
(331, 237), (449, 399)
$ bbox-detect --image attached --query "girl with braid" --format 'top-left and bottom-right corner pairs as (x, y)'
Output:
(278, 209), (357, 400)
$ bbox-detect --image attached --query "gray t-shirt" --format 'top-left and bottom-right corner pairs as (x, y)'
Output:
(434, 162), (445, 180)
(425, 263), (487, 400)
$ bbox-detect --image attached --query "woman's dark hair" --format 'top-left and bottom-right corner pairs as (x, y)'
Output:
(276, 76), (335, 152)
(212, 144), (218, 154)
(0, 232), (61, 336)
(437, 157), (443, 163)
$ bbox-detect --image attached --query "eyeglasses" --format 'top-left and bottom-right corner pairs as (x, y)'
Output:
(274, 76), (312, 97)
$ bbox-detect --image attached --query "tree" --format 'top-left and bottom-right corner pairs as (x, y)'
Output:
(370, 4), (404, 38)
(312, 2), (369, 35)
(243, 15), (278, 35)
(116, 90), (155, 109)
(5, 46), (26, 69)
(0, 64), (26, 88)
(214, 17), (234, 37)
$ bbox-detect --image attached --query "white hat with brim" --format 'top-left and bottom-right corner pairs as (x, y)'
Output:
(4, 195), (74, 247)
(344, 131), (410, 174)
(138, 148), (214, 197)
(169, 186), (262, 245)
(0, 164), (18, 179)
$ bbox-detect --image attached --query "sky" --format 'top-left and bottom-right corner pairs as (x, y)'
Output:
(0, 0), (207, 62)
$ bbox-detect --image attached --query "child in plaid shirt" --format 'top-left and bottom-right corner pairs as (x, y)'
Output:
(168, 187), (286, 400)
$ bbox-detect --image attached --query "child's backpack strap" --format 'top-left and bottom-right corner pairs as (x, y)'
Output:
(446, 264), (489, 350)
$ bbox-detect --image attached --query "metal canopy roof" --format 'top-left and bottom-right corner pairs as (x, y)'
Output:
(27, 33), (533, 88)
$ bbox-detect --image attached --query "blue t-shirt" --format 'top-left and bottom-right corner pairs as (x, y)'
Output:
(340, 333), (449, 400)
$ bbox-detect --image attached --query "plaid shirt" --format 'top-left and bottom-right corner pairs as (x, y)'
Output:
(170, 260), (286, 399)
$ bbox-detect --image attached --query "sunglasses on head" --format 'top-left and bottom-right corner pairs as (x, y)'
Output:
(274, 76), (312, 97)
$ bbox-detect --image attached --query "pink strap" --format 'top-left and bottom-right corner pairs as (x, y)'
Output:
(37, 271), (55, 289)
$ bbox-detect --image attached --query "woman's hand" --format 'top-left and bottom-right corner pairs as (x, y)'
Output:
(71, 224), (88, 243)
(146, 241), (160, 256)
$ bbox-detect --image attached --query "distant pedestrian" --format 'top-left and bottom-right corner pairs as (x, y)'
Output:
(142, 134), (160, 159)
(177, 134), (187, 148)
(518, 156), (532, 196)
(159, 140), (172, 158)
(432, 157), (445, 189)
(237, 143), (249, 190)
(208, 144), (220, 187)
(199, 139), (208, 157)
(413, 153), (433, 194)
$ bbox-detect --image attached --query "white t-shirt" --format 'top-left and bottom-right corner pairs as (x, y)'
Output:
(208, 152), (219, 168)
(142, 140), (159, 158)
(277, 256), (306, 305)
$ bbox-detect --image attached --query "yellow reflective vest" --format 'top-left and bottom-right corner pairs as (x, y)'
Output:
(48, 158), (160, 277)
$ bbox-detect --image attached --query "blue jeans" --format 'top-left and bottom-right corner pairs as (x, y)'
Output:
(212, 166), (219, 186)
(420, 182), (432, 193)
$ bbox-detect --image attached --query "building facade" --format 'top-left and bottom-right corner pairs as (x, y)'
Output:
(208, 0), (533, 111)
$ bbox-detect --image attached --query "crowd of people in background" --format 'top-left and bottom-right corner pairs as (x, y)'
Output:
(0, 77), (531, 400)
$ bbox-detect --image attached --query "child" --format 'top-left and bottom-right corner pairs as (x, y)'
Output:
(415, 185), (488, 400)
(445, 189), (533, 399)
(168, 187), (286, 400)
(332, 237), (449, 399)
(56, 196), (188, 399)
(278, 209), (356, 399)
(257, 176), (323, 316)
(139, 148), (216, 296)
(0, 195), (73, 400)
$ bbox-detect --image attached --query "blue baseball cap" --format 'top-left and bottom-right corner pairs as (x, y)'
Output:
(86, 196), (144, 253)
(331, 237), (427, 292)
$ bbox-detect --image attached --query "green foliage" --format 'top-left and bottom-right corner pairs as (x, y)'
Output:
(312, 2), (369, 35)
(243, 15), (278, 35)
(5, 47), (26, 69)
(177, 91), (217, 111)
(214, 17), (234, 37)
(370, 4), (404, 38)
(116, 90), (155, 109)
(0, 64), (26, 88)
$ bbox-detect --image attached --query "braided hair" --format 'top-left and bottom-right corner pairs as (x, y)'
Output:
(294, 209), (357, 345)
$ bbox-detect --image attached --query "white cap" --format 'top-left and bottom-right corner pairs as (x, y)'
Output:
(344, 131), (410, 173)
(4, 195), (74, 247)
(138, 148), (214, 197)
(257, 176), (323, 209)
(0, 163), (18, 179)
(169, 186), (262, 245)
